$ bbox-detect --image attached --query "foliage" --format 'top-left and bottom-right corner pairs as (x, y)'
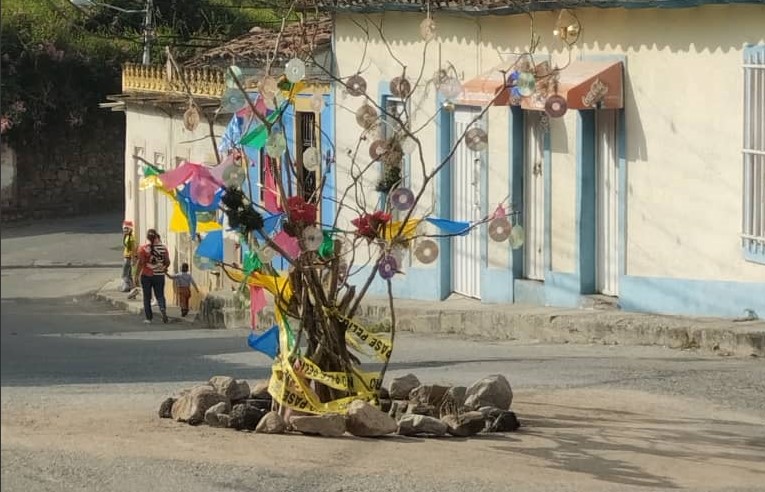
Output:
(0, 0), (281, 143)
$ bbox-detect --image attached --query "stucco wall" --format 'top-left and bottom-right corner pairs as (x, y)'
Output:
(335, 4), (765, 285)
(124, 104), (231, 299)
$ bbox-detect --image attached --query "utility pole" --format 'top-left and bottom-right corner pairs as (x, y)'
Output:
(141, 0), (153, 65)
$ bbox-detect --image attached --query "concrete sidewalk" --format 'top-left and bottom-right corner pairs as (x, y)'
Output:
(96, 279), (198, 325)
(95, 281), (765, 357)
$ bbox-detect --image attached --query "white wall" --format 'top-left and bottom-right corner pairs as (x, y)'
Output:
(336, 4), (765, 284)
(124, 104), (230, 296)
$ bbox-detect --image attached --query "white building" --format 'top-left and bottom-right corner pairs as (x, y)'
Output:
(316, 0), (765, 318)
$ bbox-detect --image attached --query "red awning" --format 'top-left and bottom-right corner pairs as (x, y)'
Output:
(521, 60), (624, 111)
(459, 62), (514, 107)
(458, 60), (624, 111)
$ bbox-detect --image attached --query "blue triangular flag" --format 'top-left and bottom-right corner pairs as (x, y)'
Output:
(425, 217), (471, 236)
(195, 230), (224, 262)
(247, 325), (279, 359)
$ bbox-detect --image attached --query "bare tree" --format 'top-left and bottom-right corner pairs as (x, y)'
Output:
(165, 2), (581, 415)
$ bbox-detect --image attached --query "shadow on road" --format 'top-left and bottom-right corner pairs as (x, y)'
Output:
(493, 401), (765, 489)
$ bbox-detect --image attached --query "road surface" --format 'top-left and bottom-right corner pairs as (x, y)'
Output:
(1, 214), (764, 491)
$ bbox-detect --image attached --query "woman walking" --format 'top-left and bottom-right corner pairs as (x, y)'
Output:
(133, 229), (171, 324)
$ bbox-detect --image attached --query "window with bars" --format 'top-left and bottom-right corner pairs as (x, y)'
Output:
(743, 45), (765, 264)
(295, 111), (318, 203)
(379, 97), (408, 193)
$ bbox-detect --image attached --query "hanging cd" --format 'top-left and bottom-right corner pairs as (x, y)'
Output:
(401, 136), (416, 155)
(225, 65), (243, 89)
(419, 17), (437, 41)
(259, 246), (276, 263)
(369, 139), (388, 160)
(378, 254), (398, 280)
(465, 127), (488, 152)
(414, 239), (439, 264)
(346, 74), (367, 97)
(223, 164), (246, 187)
(355, 104), (378, 130)
(285, 57), (306, 83)
(438, 76), (463, 100)
(516, 72), (536, 97)
(390, 76), (412, 98)
(390, 187), (415, 211)
(544, 94), (568, 118)
(266, 131), (287, 158)
(302, 225), (323, 251)
(303, 147), (321, 171)
(221, 89), (246, 113)
(310, 93), (324, 112)
(488, 217), (512, 242)
(509, 224), (525, 249)
(194, 253), (217, 271)
(183, 105), (200, 132)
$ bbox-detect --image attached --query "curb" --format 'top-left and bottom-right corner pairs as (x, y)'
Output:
(94, 283), (200, 325)
(94, 281), (765, 357)
(2, 261), (122, 269)
(356, 301), (765, 358)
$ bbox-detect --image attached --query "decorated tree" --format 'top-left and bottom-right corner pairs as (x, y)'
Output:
(145, 2), (583, 416)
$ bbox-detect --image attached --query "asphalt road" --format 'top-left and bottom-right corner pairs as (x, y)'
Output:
(2, 214), (765, 491)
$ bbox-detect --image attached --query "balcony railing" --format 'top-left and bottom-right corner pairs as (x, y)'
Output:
(122, 63), (226, 98)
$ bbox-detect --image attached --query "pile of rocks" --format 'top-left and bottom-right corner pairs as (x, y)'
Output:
(159, 373), (519, 438)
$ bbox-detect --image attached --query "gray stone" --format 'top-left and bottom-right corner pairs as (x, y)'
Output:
(379, 398), (392, 413)
(171, 385), (228, 424)
(216, 414), (231, 428)
(478, 406), (504, 419)
(405, 402), (436, 417)
(388, 373), (420, 400)
(158, 397), (175, 419)
(209, 376), (251, 401)
(250, 380), (270, 399)
(229, 403), (265, 431)
(464, 375), (513, 411)
(203, 402), (231, 428)
(388, 400), (408, 421)
(442, 411), (485, 437)
(255, 411), (287, 434)
(409, 384), (451, 408)
(489, 410), (520, 432)
(290, 414), (346, 437)
(445, 386), (467, 407)
(346, 400), (397, 437)
(397, 414), (448, 437)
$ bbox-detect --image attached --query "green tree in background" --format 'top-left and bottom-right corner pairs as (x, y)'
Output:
(1, 0), (281, 143)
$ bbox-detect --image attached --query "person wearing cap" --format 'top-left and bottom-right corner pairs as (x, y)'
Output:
(120, 221), (137, 292)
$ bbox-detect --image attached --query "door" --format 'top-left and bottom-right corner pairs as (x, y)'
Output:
(451, 107), (482, 299)
(596, 110), (619, 296)
(524, 112), (545, 281)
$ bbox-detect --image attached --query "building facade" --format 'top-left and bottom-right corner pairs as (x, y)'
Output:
(320, 0), (765, 317)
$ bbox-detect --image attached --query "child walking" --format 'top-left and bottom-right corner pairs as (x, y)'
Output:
(168, 263), (199, 317)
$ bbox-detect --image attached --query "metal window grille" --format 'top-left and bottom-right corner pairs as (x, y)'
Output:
(296, 111), (318, 203)
(743, 45), (765, 263)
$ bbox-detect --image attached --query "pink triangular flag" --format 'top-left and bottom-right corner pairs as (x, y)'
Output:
(249, 285), (267, 329)
(492, 204), (507, 219)
(272, 230), (301, 260)
(263, 156), (280, 212)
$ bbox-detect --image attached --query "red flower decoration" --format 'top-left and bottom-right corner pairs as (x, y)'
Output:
(286, 196), (317, 225)
(351, 211), (392, 240)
